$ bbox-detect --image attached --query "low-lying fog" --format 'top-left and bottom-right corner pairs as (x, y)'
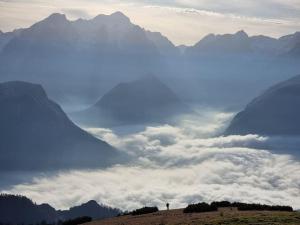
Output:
(2, 108), (300, 211)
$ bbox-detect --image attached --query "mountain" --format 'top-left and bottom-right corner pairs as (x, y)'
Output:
(58, 200), (120, 220)
(185, 30), (300, 56)
(1, 12), (299, 109)
(187, 30), (251, 55)
(0, 194), (120, 224)
(225, 74), (300, 136)
(0, 81), (125, 171)
(0, 29), (21, 52)
(73, 76), (189, 127)
(0, 12), (175, 104)
(145, 30), (179, 56)
(0, 194), (57, 224)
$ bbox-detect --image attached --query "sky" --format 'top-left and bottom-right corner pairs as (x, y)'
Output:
(0, 0), (300, 45)
(3, 110), (300, 211)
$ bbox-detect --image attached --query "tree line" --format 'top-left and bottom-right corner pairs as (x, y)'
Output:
(183, 201), (293, 213)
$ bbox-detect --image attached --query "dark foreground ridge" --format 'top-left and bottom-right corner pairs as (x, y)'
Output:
(183, 201), (293, 213)
(86, 208), (299, 225)
(0, 194), (120, 225)
(1, 194), (298, 225)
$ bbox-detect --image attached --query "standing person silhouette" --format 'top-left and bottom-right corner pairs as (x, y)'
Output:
(166, 202), (170, 210)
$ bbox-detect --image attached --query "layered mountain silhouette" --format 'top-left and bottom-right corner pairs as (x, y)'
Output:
(73, 76), (189, 127)
(225, 74), (300, 136)
(0, 12), (299, 108)
(0, 12), (175, 103)
(0, 194), (120, 224)
(0, 81), (125, 171)
(185, 30), (300, 56)
(58, 200), (120, 221)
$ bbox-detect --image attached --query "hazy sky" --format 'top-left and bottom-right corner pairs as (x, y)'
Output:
(1, 0), (300, 45)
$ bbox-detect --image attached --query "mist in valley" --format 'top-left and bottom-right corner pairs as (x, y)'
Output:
(1, 108), (300, 211)
(1, 2), (300, 218)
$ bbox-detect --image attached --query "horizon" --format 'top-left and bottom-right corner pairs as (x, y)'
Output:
(1, 0), (300, 45)
(1, 11), (299, 47)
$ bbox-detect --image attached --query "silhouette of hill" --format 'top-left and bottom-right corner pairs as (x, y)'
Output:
(0, 13), (299, 108)
(0, 194), (120, 224)
(0, 81), (126, 171)
(73, 76), (190, 127)
(58, 200), (120, 220)
(225, 74), (300, 136)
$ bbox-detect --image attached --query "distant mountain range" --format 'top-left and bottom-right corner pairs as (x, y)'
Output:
(0, 12), (173, 104)
(0, 194), (120, 224)
(0, 12), (299, 108)
(185, 30), (300, 56)
(225, 74), (300, 136)
(0, 81), (126, 171)
(72, 76), (189, 127)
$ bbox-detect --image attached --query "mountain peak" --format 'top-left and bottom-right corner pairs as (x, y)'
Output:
(84, 200), (99, 206)
(0, 81), (47, 99)
(93, 11), (130, 24)
(235, 30), (248, 38)
(43, 13), (68, 24)
(110, 11), (128, 18)
(109, 11), (130, 23)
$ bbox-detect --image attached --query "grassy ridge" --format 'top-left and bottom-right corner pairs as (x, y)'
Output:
(85, 210), (300, 225)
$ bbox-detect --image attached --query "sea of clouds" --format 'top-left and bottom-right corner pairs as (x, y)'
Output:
(4, 109), (300, 211)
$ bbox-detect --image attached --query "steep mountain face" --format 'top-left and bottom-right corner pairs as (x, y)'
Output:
(74, 76), (189, 127)
(0, 81), (125, 171)
(225, 74), (300, 136)
(145, 30), (179, 56)
(0, 12), (175, 103)
(0, 194), (120, 224)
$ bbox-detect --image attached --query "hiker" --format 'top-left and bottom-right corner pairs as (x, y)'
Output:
(166, 202), (170, 210)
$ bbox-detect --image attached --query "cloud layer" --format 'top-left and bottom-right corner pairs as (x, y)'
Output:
(4, 110), (300, 211)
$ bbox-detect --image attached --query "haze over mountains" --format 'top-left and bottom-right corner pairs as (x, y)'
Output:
(73, 76), (189, 127)
(185, 30), (300, 56)
(225, 74), (300, 137)
(0, 194), (120, 224)
(0, 81), (125, 171)
(0, 12), (299, 108)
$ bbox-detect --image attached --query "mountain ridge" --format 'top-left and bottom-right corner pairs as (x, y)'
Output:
(0, 194), (120, 224)
(73, 75), (190, 127)
(0, 81), (126, 171)
(225, 74), (300, 136)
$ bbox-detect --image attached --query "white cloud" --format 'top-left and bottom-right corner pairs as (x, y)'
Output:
(4, 110), (300, 211)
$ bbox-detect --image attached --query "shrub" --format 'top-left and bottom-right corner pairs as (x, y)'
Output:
(130, 207), (159, 216)
(61, 216), (92, 225)
(183, 201), (293, 213)
(183, 202), (214, 213)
